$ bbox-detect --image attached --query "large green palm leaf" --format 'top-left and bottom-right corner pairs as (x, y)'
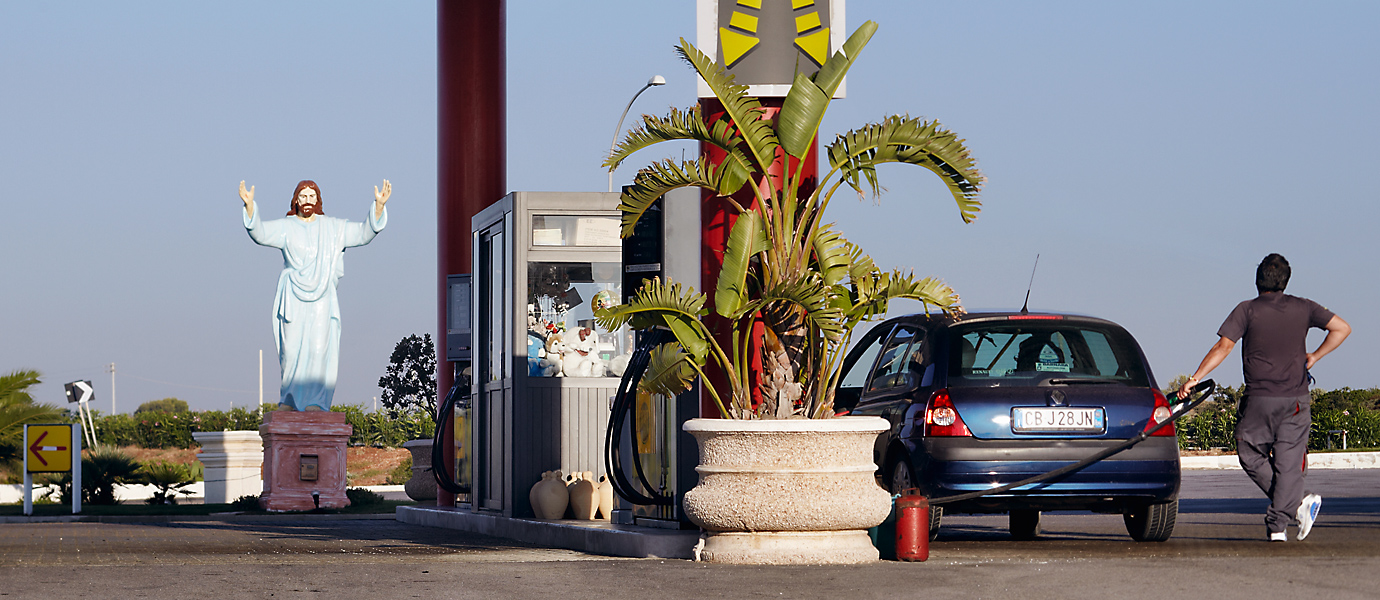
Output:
(676, 39), (780, 175)
(827, 115), (984, 223)
(605, 105), (755, 192)
(777, 21), (878, 159)
(617, 158), (748, 237)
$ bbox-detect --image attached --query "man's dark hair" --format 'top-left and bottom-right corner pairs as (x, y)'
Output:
(1256, 253), (1290, 293)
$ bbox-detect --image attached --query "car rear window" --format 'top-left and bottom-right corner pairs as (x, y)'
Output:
(947, 321), (1149, 387)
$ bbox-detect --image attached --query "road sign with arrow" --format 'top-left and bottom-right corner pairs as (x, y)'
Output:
(65, 380), (94, 403)
(25, 424), (74, 473)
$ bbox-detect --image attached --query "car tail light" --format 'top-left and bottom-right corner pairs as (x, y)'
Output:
(922, 389), (972, 437)
(1145, 389), (1176, 437)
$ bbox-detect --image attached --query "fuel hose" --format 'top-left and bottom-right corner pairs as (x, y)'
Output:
(926, 379), (1217, 506)
(431, 380), (469, 495)
(604, 329), (676, 506)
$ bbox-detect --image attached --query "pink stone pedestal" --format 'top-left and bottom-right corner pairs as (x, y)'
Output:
(259, 411), (352, 511)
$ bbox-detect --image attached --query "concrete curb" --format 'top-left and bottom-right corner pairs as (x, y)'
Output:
(1181, 451), (1380, 470)
(396, 505), (699, 559)
(0, 513), (398, 524)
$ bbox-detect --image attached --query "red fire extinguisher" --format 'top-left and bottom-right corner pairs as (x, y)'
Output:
(896, 488), (929, 562)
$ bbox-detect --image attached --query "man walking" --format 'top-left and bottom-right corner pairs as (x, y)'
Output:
(1180, 254), (1350, 541)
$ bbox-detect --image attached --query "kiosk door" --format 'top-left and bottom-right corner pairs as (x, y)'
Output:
(477, 225), (509, 511)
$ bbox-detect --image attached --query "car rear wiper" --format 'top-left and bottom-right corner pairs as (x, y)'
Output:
(1042, 377), (1123, 386)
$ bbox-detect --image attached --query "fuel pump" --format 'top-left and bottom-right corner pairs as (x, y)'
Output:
(435, 274), (472, 497)
(606, 188), (701, 526)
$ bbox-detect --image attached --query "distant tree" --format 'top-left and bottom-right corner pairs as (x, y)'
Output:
(378, 334), (438, 418)
(135, 398), (189, 414)
(0, 369), (66, 467)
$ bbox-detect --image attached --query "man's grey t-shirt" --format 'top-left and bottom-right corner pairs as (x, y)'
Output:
(1217, 293), (1334, 397)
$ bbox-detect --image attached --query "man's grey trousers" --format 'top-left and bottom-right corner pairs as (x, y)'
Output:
(1235, 395), (1312, 534)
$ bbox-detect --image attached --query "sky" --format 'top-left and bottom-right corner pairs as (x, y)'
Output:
(2, 1), (1377, 414)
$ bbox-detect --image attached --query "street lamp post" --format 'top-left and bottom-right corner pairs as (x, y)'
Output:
(608, 75), (666, 192)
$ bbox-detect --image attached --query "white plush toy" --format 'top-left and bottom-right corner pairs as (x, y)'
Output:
(562, 328), (605, 377)
(540, 334), (566, 377)
(609, 353), (631, 378)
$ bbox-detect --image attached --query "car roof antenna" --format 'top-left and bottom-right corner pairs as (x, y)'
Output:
(1020, 254), (1040, 315)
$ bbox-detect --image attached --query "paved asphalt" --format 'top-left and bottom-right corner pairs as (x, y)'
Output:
(2, 470), (1377, 600)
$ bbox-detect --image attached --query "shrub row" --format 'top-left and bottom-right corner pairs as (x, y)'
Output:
(89, 405), (434, 449)
(1176, 408), (1380, 451)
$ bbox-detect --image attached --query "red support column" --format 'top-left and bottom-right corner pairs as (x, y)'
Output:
(437, 0), (505, 506)
(698, 98), (818, 419)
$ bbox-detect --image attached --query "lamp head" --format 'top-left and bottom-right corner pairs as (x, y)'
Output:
(648, 75), (666, 86)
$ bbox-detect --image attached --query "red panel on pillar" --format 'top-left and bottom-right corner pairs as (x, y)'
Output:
(697, 98), (818, 419)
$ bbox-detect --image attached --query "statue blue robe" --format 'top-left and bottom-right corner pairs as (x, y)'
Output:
(244, 205), (387, 411)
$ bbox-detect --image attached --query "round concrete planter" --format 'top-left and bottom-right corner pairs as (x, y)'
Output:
(402, 439), (437, 501)
(681, 416), (892, 564)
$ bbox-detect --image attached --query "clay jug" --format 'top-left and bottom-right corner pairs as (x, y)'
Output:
(597, 474), (614, 520)
(567, 471), (598, 520)
(534, 470), (569, 519)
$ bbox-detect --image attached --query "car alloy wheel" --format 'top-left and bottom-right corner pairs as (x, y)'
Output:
(1124, 499), (1178, 542)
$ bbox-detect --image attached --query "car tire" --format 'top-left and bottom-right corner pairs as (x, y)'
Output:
(1124, 499), (1177, 542)
(887, 458), (942, 541)
(1009, 509), (1041, 540)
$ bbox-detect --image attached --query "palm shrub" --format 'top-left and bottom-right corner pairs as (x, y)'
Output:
(0, 370), (67, 469)
(597, 21), (982, 419)
(139, 460), (198, 505)
(82, 447), (142, 504)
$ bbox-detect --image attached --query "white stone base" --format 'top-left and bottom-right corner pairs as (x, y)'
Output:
(193, 431), (264, 504)
(698, 530), (879, 565)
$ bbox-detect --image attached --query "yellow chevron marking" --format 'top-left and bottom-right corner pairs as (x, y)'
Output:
(794, 27), (829, 67)
(792, 0), (815, 9)
(720, 27), (760, 67)
(728, 11), (758, 33)
(737, 0), (762, 9)
(795, 12), (821, 34)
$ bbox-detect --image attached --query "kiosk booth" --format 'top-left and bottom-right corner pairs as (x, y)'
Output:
(468, 191), (629, 517)
(461, 190), (700, 525)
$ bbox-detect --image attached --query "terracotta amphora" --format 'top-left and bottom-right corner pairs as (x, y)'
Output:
(567, 471), (598, 520)
(596, 474), (614, 520)
(532, 470), (569, 519)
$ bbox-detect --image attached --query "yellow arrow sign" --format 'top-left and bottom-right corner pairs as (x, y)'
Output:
(26, 424), (74, 473)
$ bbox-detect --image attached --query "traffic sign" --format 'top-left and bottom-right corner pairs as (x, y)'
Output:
(65, 380), (94, 404)
(25, 424), (74, 473)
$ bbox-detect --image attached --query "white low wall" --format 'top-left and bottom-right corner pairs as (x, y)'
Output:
(1181, 451), (1380, 470)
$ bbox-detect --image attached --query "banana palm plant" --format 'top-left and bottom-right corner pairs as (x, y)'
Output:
(597, 22), (983, 419)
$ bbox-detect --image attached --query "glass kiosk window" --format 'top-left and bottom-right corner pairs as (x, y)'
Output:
(527, 261), (631, 377)
(531, 215), (621, 247)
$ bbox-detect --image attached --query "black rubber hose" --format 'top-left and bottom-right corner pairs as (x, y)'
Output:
(605, 329), (676, 506)
(431, 381), (468, 495)
(928, 380), (1217, 506)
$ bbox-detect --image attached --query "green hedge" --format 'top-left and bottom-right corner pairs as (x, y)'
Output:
(90, 405), (434, 449)
(1175, 384), (1380, 451)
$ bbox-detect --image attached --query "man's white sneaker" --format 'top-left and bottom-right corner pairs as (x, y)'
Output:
(1269, 531), (1288, 542)
(1296, 493), (1322, 540)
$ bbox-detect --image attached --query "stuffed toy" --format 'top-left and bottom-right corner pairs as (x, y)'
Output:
(539, 333), (566, 377)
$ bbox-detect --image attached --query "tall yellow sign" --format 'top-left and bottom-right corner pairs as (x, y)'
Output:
(25, 424), (73, 473)
(700, 0), (841, 97)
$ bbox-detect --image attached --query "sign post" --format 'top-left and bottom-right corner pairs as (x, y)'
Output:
(23, 423), (81, 515)
(64, 380), (98, 449)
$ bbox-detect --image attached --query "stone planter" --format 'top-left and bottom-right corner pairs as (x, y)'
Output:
(681, 416), (892, 565)
(402, 439), (437, 501)
(192, 431), (264, 505)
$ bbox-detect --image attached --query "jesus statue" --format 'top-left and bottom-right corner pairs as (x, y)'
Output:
(240, 179), (390, 411)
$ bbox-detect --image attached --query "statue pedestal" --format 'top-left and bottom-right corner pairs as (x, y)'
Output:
(258, 411), (352, 511)
(192, 430), (264, 504)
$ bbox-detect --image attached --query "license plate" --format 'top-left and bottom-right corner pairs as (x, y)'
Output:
(1011, 407), (1105, 433)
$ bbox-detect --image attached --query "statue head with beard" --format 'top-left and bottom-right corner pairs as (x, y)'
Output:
(287, 180), (326, 219)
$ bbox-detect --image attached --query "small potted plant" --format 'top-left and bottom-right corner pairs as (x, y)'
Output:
(597, 21), (983, 564)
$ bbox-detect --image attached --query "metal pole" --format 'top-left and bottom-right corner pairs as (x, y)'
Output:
(22, 426), (32, 516)
(72, 422), (82, 514)
(107, 363), (116, 414)
(259, 349), (264, 406)
(608, 76), (666, 192)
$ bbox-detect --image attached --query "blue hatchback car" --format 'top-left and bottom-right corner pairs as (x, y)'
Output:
(835, 311), (1180, 541)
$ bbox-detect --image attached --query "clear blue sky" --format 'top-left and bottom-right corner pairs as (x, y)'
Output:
(3, 1), (1377, 413)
